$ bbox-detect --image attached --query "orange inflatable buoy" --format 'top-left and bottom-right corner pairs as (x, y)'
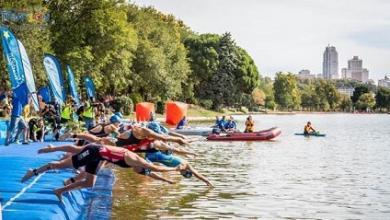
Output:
(165, 101), (188, 125)
(136, 102), (155, 122)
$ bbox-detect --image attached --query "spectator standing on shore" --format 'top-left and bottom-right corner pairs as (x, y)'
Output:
(13, 99), (32, 144)
(60, 97), (75, 124)
(28, 118), (45, 142)
(82, 99), (95, 129)
(5, 96), (24, 145)
(0, 90), (11, 117)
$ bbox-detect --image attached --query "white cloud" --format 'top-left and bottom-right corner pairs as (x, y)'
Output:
(131, 0), (390, 81)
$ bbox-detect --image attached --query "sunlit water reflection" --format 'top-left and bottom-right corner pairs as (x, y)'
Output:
(112, 114), (390, 219)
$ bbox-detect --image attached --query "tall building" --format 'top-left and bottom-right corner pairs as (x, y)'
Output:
(378, 75), (390, 88)
(322, 45), (339, 79)
(297, 69), (315, 79)
(341, 56), (369, 82)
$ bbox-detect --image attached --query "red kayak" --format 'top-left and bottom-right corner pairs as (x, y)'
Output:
(207, 127), (281, 141)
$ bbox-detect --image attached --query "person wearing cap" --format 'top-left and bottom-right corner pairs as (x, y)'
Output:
(304, 121), (316, 135)
(60, 114), (121, 141)
(145, 122), (213, 186)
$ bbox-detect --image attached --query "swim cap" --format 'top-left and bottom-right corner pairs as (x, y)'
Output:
(181, 170), (193, 178)
(147, 121), (162, 134)
(110, 115), (122, 124)
(115, 112), (123, 118)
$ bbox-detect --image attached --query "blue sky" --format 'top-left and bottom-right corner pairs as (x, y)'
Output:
(131, 0), (390, 81)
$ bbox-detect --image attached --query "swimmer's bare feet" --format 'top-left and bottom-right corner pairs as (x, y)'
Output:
(21, 169), (34, 183)
(54, 189), (63, 202)
(38, 144), (54, 154)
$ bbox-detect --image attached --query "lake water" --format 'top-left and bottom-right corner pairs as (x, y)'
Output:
(112, 114), (390, 219)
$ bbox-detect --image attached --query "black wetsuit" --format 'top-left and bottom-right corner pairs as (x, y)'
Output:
(71, 144), (130, 174)
(115, 131), (142, 147)
(89, 123), (111, 137)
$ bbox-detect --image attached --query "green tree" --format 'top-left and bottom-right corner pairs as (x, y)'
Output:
(356, 92), (376, 111)
(47, 0), (138, 96)
(127, 6), (191, 101)
(338, 94), (353, 112)
(184, 33), (220, 106)
(314, 80), (340, 111)
(209, 33), (238, 110)
(351, 85), (369, 104)
(375, 87), (390, 112)
(235, 47), (260, 94)
(273, 72), (301, 110)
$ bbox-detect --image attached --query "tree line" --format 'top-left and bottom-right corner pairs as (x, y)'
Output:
(1, 0), (389, 113)
(0, 0), (259, 111)
(267, 72), (390, 112)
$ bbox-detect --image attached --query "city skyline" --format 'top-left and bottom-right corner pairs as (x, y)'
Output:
(132, 0), (390, 82)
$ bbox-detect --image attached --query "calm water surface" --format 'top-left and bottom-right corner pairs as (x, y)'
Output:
(113, 114), (390, 219)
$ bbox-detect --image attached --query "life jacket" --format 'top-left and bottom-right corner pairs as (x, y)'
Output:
(83, 103), (94, 119)
(61, 104), (72, 120)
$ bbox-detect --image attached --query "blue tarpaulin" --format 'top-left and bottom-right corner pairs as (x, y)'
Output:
(0, 142), (114, 220)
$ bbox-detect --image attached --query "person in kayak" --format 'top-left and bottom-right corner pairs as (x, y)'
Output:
(176, 116), (188, 129)
(225, 116), (237, 132)
(244, 115), (254, 133)
(21, 143), (186, 201)
(217, 115), (227, 132)
(304, 121), (316, 135)
(213, 116), (221, 128)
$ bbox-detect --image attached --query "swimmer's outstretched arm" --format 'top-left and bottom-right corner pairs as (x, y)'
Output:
(168, 131), (186, 139)
(148, 173), (174, 184)
(143, 128), (189, 145)
(126, 151), (184, 173)
(74, 133), (102, 143)
(155, 141), (196, 157)
(186, 164), (214, 187)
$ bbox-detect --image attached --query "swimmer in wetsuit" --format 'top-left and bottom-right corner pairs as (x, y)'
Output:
(64, 124), (189, 147)
(60, 114), (121, 141)
(21, 144), (186, 201)
(38, 140), (213, 187)
(145, 122), (213, 186)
